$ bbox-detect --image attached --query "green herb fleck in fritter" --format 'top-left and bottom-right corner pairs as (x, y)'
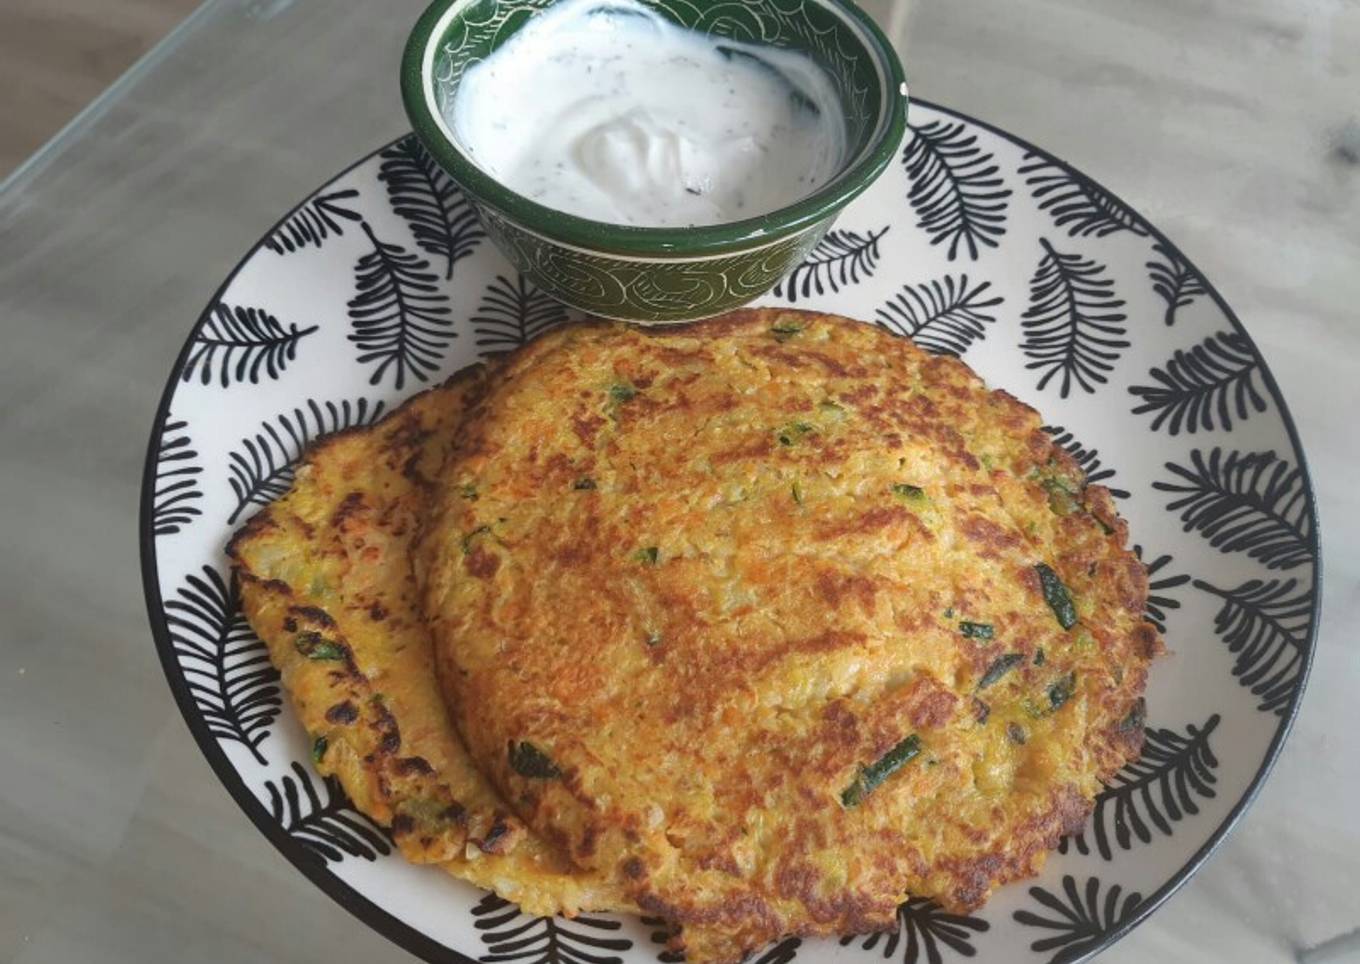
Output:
(294, 631), (346, 661)
(777, 421), (815, 446)
(1035, 563), (1078, 629)
(841, 734), (922, 807)
(892, 483), (926, 502)
(978, 653), (1025, 689)
(509, 741), (562, 779)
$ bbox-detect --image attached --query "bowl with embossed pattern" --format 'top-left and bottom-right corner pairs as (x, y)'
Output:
(400, 0), (908, 323)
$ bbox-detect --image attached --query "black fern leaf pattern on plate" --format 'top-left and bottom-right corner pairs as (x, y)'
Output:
(472, 894), (631, 964)
(1042, 425), (1130, 499)
(1147, 241), (1207, 326)
(165, 565), (280, 765)
(1018, 153), (1148, 238)
(264, 188), (363, 254)
(1060, 715), (1219, 860)
(875, 274), (1002, 356)
(226, 397), (385, 525)
(1020, 239), (1129, 397)
(378, 134), (485, 279)
(1154, 448), (1313, 570)
(1133, 546), (1190, 634)
(264, 761), (391, 863)
(749, 939), (801, 964)
(152, 415), (203, 535)
(841, 898), (989, 963)
(1195, 577), (1312, 714)
(1013, 876), (1144, 964)
(902, 120), (1010, 261)
(471, 273), (570, 351)
(1129, 331), (1266, 435)
(348, 221), (454, 389)
(643, 916), (798, 964)
(182, 303), (318, 388)
(774, 226), (890, 301)
(640, 916), (685, 964)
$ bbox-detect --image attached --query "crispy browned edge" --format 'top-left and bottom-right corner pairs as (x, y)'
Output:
(224, 362), (502, 861)
(225, 309), (1158, 956)
(421, 309), (1160, 954)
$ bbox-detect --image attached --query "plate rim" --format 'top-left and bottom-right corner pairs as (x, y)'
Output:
(138, 97), (1323, 964)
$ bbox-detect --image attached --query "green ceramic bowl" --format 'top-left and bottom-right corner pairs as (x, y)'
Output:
(401, 0), (907, 323)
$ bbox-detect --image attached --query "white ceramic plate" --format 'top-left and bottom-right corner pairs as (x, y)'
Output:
(140, 100), (1320, 964)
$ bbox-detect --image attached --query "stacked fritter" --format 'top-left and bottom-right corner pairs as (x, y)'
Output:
(230, 309), (1159, 962)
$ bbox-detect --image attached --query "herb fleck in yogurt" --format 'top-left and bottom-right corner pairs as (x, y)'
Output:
(448, 0), (848, 227)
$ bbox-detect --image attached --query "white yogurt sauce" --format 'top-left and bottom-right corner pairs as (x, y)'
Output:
(447, 0), (848, 227)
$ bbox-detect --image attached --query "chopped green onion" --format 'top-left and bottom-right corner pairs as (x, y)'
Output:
(1021, 673), (1078, 719)
(892, 483), (926, 502)
(959, 621), (994, 640)
(294, 632), (346, 661)
(841, 734), (921, 807)
(1035, 563), (1078, 629)
(1047, 672), (1077, 711)
(573, 477), (597, 490)
(645, 631), (662, 647)
(311, 735), (328, 764)
(608, 383), (637, 403)
(978, 653), (1024, 689)
(634, 546), (659, 566)
(1041, 477), (1081, 516)
(791, 481), (803, 505)
(770, 322), (803, 342)
(508, 741), (562, 779)
(458, 483), (478, 501)
(777, 421), (815, 446)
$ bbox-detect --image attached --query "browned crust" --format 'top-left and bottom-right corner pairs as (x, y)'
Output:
(417, 309), (1159, 960)
(225, 362), (491, 563)
(226, 364), (493, 866)
(229, 308), (1158, 958)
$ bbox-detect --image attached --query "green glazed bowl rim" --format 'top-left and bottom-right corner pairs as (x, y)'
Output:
(400, 0), (908, 258)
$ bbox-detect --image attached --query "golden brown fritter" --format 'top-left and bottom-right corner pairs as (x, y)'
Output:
(228, 364), (630, 917)
(419, 310), (1157, 962)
